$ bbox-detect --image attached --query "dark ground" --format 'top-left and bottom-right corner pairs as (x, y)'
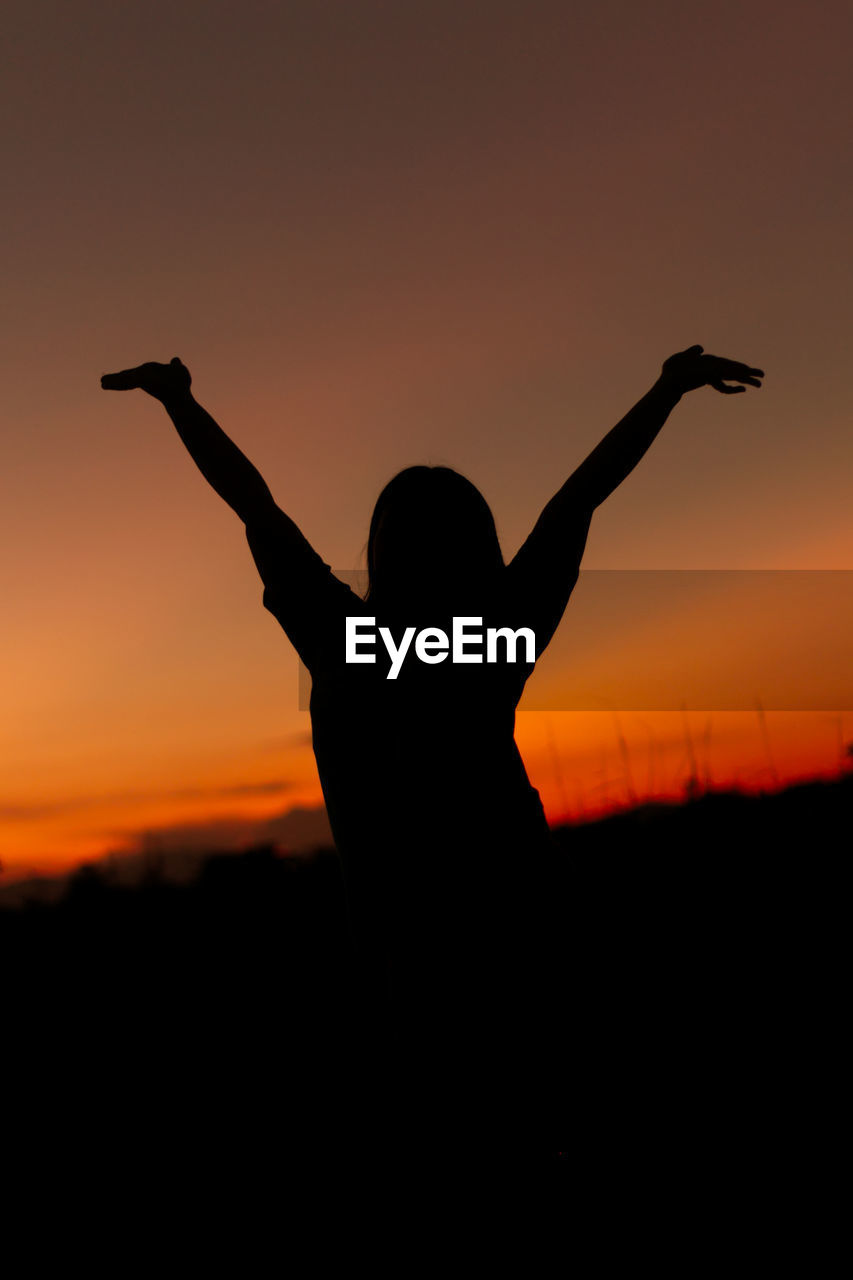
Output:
(2, 775), (847, 1216)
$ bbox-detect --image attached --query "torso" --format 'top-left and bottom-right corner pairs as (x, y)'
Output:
(303, 583), (555, 1019)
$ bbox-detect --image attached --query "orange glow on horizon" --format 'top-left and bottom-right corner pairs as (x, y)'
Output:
(3, 707), (848, 887)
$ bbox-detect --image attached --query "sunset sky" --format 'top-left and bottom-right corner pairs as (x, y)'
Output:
(3, 0), (852, 882)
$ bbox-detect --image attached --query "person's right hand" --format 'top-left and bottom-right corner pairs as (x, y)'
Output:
(101, 356), (191, 401)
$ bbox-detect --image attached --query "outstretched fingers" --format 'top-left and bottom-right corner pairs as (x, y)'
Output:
(707, 356), (764, 391)
(721, 359), (763, 382)
(710, 380), (746, 394)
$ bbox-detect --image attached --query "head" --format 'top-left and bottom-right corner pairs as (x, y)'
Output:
(364, 466), (504, 609)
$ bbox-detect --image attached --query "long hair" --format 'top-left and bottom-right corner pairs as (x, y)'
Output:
(364, 466), (505, 608)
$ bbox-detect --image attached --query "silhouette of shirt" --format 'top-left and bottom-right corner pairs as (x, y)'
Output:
(245, 506), (573, 829)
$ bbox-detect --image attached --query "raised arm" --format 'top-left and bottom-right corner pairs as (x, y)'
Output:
(506, 346), (764, 655)
(540, 345), (764, 522)
(101, 357), (274, 523)
(101, 356), (354, 667)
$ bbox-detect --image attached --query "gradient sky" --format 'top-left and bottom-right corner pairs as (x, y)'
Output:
(3, 0), (852, 881)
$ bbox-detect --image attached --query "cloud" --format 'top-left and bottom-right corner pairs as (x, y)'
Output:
(0, 779), (293, 821)
(0, 800), (88, 820)
(167, 780), (293, 800)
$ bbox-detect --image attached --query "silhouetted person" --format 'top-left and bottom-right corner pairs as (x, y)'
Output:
(101, 344), (763, 1166)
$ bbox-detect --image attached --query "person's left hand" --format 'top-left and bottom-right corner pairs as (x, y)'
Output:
(660, 345), (764, 395)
